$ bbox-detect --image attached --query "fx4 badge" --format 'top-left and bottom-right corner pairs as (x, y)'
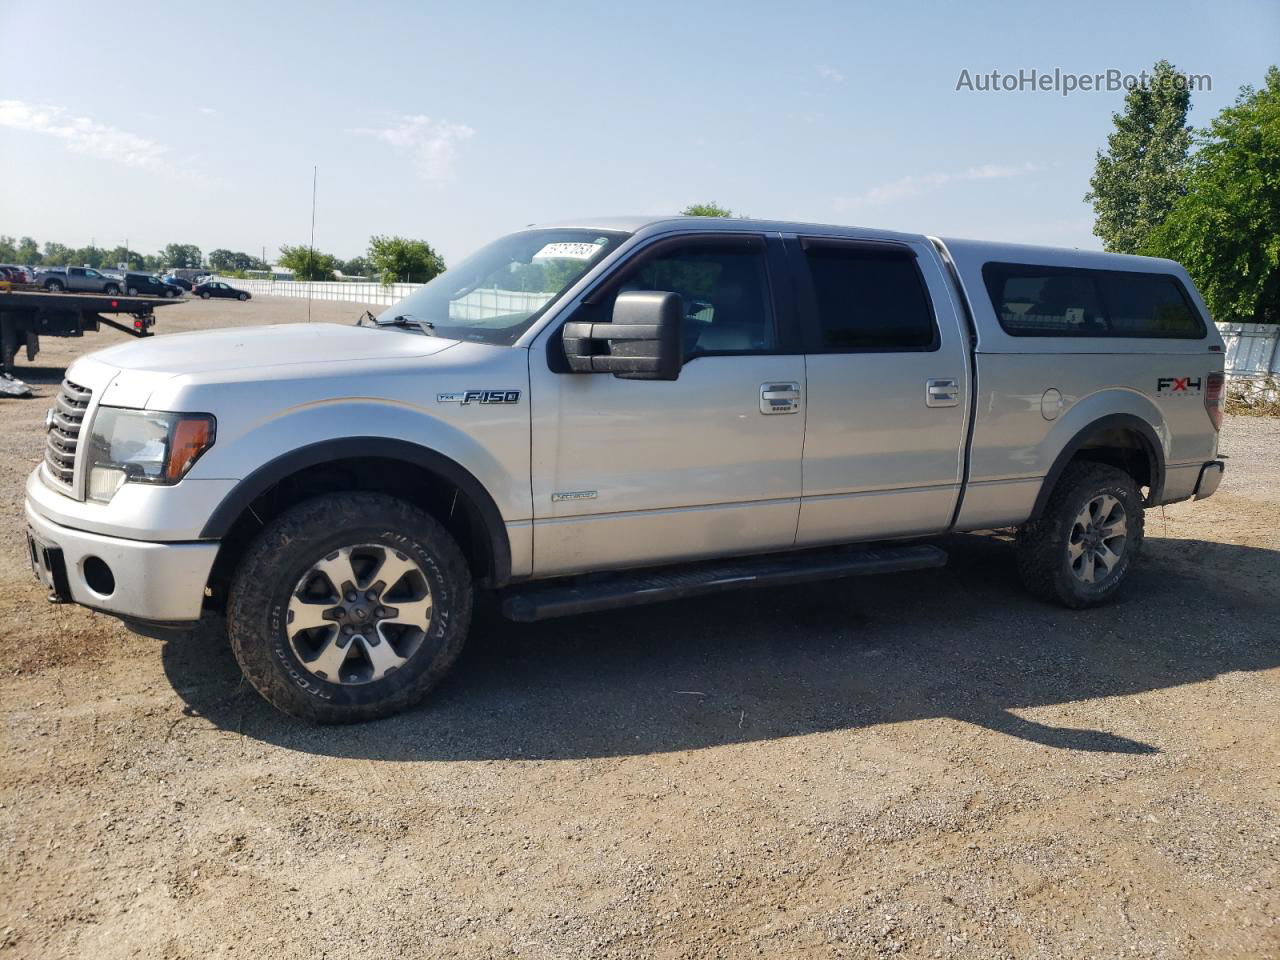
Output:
(437, 389), (521, 405)
(1157, 377), (1202, 395)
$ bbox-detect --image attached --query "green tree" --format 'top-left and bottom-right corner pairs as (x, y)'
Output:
(278, 244), (338, 281)
(1086, 60), (1193, 254)
(160, 243), (203, 269)
(102, 246), (146, 270)
(77, 246), (107, 268)
(0, 236), (15, 262)
(338, 255), (372, 278)
(42, 242), (72, 266)
(15, 237), (40, 265)
(367, 235), (446, 286)
(1145, 67), (1280, 324)
(209, 249), (269, 273)
(681, 202), (733, 217)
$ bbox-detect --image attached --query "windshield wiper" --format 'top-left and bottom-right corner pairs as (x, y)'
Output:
(355, 309), (376, 327)
(381, 314), (436, 336)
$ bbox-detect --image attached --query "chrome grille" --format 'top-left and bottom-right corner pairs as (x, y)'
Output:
(44, 379), (92, 491)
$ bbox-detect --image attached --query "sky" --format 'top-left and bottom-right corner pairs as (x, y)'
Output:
(1, 0), (1276, 265)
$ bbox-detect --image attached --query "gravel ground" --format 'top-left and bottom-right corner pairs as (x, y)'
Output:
(1, 297), (1277, 959)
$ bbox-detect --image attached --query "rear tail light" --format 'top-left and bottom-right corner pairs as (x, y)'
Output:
(1205, 372), (1225, 431)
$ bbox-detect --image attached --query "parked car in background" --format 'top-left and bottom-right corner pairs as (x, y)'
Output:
(162, 275), (192, 291)
(193, 281), (251, 301)
(123, 273), (182, 297)
(0, 265), (32, 283)
(36, 266), (121, 294)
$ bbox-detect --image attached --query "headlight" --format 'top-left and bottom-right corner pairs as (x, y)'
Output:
(85, 407), (216, 503)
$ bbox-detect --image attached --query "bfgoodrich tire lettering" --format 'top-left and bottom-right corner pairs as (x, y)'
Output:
(1015, 462), (1145, 609)
(227, 493), (472, 722)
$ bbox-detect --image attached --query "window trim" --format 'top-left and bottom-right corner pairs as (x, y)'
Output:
(789, 236), (941, 355)
(982, 262), (1208, 340)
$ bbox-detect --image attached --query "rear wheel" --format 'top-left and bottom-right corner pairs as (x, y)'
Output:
(200, 291), (211, 299)
(227, 493), (473, 722)
(1015, 462), (1145, 608)
(45, 280), (64, 292)
(126, 286), (139, 296)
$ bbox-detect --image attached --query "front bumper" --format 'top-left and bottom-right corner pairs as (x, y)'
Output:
(25, 498), (218, 623)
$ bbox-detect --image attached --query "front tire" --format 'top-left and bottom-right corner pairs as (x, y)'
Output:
(105, 283), (120, 295)
(227, 493), (473, 722)
(1015, 462), (1145, 609)
(238, 292), (248, 300)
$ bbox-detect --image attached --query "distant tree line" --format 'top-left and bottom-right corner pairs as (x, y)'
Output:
(0, 234), (443, 285)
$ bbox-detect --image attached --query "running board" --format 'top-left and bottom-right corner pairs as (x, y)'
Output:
(500, 543), (948, 622)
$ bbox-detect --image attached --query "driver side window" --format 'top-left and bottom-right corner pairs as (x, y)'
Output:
(584, 244), (776, 359)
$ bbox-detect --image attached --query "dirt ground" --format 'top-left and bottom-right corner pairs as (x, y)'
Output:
(1, 296), (1277, 959)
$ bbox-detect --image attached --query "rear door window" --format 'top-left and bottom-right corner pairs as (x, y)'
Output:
(983, 264), (1204, 338)
(796, 240), (938, 351)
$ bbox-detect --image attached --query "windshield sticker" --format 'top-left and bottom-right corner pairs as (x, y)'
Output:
(532, 241), (606, 261)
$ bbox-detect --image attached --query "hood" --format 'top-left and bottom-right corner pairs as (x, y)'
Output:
(87, 322), (456, 376)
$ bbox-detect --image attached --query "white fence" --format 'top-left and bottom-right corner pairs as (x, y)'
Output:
(1218, 323), (1280, 379)
(217, 276), (423, 306)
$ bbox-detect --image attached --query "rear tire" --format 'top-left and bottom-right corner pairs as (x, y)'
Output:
(200, 291), (211, 299)
(45, 280), (64, 292)
(127, 286), (138, 296)
(1015, 462), (1145, 609)
(227, 493), (473, 722)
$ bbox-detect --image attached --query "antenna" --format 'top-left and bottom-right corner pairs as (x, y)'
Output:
(308, 165), (318, 323)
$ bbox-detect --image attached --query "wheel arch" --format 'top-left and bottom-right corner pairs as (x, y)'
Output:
(201, 438), (512, 606)
(1030, 413), (1165, 521)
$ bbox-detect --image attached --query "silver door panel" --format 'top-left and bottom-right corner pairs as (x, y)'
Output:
(532, 498), (802, 577)
(796, 484), (960, 544)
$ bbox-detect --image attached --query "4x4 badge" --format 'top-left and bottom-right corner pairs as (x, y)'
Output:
(437, 390), (521, 405)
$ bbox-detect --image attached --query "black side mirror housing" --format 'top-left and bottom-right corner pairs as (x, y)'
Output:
(562, 291), (683, 381)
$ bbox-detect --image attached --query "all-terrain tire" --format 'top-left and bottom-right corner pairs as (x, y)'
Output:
(227, 492), (472, 722)
(1015, 462), (1145, 609)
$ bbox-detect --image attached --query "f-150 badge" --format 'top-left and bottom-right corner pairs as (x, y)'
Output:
(437, 390), (521, 405)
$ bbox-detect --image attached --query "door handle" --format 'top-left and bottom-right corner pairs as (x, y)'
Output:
(760, 381), (801, 415)
(926, 378), (960, 407)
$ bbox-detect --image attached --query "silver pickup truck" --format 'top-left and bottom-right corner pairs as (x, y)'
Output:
(37, 266), (123, 295)
(24, 216), (1227, 722)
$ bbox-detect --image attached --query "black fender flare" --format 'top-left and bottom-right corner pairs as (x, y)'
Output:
(199, 437), (511, 584)
(1029, 413), (1165, 520)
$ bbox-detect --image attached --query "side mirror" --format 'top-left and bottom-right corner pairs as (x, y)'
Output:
(563, 291), (683, 381)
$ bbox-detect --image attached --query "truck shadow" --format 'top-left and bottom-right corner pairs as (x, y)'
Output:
(160, 533), (1280, 760)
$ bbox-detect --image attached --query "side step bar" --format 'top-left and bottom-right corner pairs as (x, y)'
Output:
(500, 543), (948, 622)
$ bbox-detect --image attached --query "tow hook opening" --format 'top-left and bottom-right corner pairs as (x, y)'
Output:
(83, 555), (116, 597)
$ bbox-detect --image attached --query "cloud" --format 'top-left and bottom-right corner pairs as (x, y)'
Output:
(816, 65), (845, 83)
(836, 162), (1042, 210)
(0, 99), (193, 178)
(198, 106), (218, 115)
(348, 114), (475, 181)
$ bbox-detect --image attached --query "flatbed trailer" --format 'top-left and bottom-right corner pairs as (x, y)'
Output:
(0, 288), (184, 375)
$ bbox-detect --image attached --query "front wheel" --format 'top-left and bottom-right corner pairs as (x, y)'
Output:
(238, 292), (248, 301)
(105, 283), (120, 295)
(227, 493), (473, 722)
(1015, 462), (1145, 608)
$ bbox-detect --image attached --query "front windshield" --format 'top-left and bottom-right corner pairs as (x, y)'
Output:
(376, 228), (629, 345)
